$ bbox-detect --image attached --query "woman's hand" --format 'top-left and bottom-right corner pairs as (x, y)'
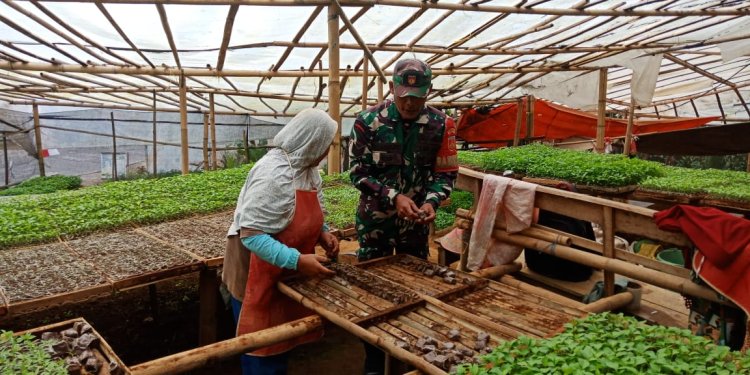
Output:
(297, 254), (335, 278)
(319, 231), (340, 259)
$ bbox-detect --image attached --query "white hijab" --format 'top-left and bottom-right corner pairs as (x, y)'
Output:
(228, 108), (337, 235)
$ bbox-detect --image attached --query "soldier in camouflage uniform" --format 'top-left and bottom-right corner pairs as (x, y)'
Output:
(349, 58), (458, 262)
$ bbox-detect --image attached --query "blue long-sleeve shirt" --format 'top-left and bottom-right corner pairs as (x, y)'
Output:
(241, 234), (300, 270)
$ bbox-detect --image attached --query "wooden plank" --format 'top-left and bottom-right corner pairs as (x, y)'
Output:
(199, 268), (219, 345)
(603, 206), (615, 296)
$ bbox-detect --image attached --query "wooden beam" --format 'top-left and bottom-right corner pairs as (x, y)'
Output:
(179, 75), (189, 175)
(377, 77), (384, 103)
(32, 104), (45, 176)
(216, 5), (240, 71)
(0, 62), (596, 77)
(45, 0), (750, 17)
(664, 53), (735, 88)
(327, 4), (342, 174)
(272, 6), (323, 72)
(3, 0), (116, 65)
(95, 1), (154, 68)
(156, 4), (181, 69)
(202, 113), (209, 170)
(602, 206), (614, 296)
(332, 0), (387, 83)
(595, 68), (607, 153)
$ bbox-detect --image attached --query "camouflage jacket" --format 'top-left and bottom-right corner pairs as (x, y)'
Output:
(349, 99), (458, 213)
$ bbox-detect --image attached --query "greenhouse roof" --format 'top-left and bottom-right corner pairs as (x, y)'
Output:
(0, 0), (749, 118)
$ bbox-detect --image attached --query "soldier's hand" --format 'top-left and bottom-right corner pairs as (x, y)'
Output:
(417, 203), (436, 224)
(395, 194), (421, 221)
(297, 254), (335, 278)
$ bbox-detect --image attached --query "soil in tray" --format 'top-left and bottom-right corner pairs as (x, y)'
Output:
(66, 231), (196, 280)
(0, 260), (107, 303)
(139, 218), (226, 260)
(0, 242), (79, 275)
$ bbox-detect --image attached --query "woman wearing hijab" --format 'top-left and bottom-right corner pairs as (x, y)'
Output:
(223, 108), (340, 374)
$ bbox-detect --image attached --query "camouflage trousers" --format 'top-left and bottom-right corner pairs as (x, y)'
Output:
(355, 199), (429, 261)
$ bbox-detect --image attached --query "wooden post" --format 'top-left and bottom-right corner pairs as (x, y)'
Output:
(377, 77), (384, 103)
(595, 68), (607, 153)
(603, 206), (615, 296)
(32, 103), (45, 177)
(327, 4), (342, 174)
(715, 93), (726, 124)
(202, 113), (209, 170)
(179, 74), (189, 175)
(653, 105), (660, 119)
(672, 103), (679, 117)
(198, 269), (219, 346)
(152, 90), (157, 175)
(623, 98), (635, 155)
(242, 129), (249, 162)
(2, 133), (8, 186)
(525, 95), (535, 142)
(209, 93), (217, 170)
(513, 97), (523, 146)
(362, 57), (368, 111)
(110, 112), (118, 181)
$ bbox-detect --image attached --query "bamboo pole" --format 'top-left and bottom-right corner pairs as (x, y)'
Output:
(623, 97), (635, 155)
(377, 77), (385, 103)
(2, 134), (8, 186)
(129, 316), (322, 375)
(602, 206), (614, 297)
(32, 103), (45, 177)
(53, 0), (750, 16)
(94, 2), (154, 68)
(216, 4), (240, 70)
(595, 68), (607, 153)
(525, 95), (534, 141)
(332, 0), (387, 84)
(327, 4), (342, 174)
(278, 283), (445, 375)
(580, 291), (634, 313)
(110, 112), (118, 181)
(715, 92), (727, 124)
(0, 62), (596, 77)
(202, 113), (209, 170)
(513, 97), (523, 146)
(362, 57), (368, 111)
(209, 94), (218, 170)
(0, 14), (86, 65)
(156, 4), (181, 68)
(152, 91), (157, 175)
(455, 211), (572, 246)
(495, 275), (586, 310)
(493, 231), (729, 305)
(470, 262), (522, 279)
(179, 75), (189, 175)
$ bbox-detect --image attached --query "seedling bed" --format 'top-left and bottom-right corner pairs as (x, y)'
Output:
(357, 255), (487, 298)
(66, 231), (197, 282)
(137, 215), (228, 261)
(438, 282), (587, 339)
(18, 317), (129, 375)
(0, 243), (107, 304)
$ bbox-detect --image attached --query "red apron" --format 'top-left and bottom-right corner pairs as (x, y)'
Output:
(237, 189), (324, 356)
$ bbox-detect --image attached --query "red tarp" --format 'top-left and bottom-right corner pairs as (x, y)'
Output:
(457, 99), (718, 148)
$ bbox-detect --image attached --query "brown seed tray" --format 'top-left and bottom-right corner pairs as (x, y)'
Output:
(17, 317), (130, 375)
(65, 231), (198, 281)
(137, 216), (227, 261)
(0, 261), (107, 303)
(356, 254), (488, 298)
(0, 242), (79, 275)
(282, 263), (421, 325)
(439, 282), (587, 339)
(196, 211), (234, 232)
